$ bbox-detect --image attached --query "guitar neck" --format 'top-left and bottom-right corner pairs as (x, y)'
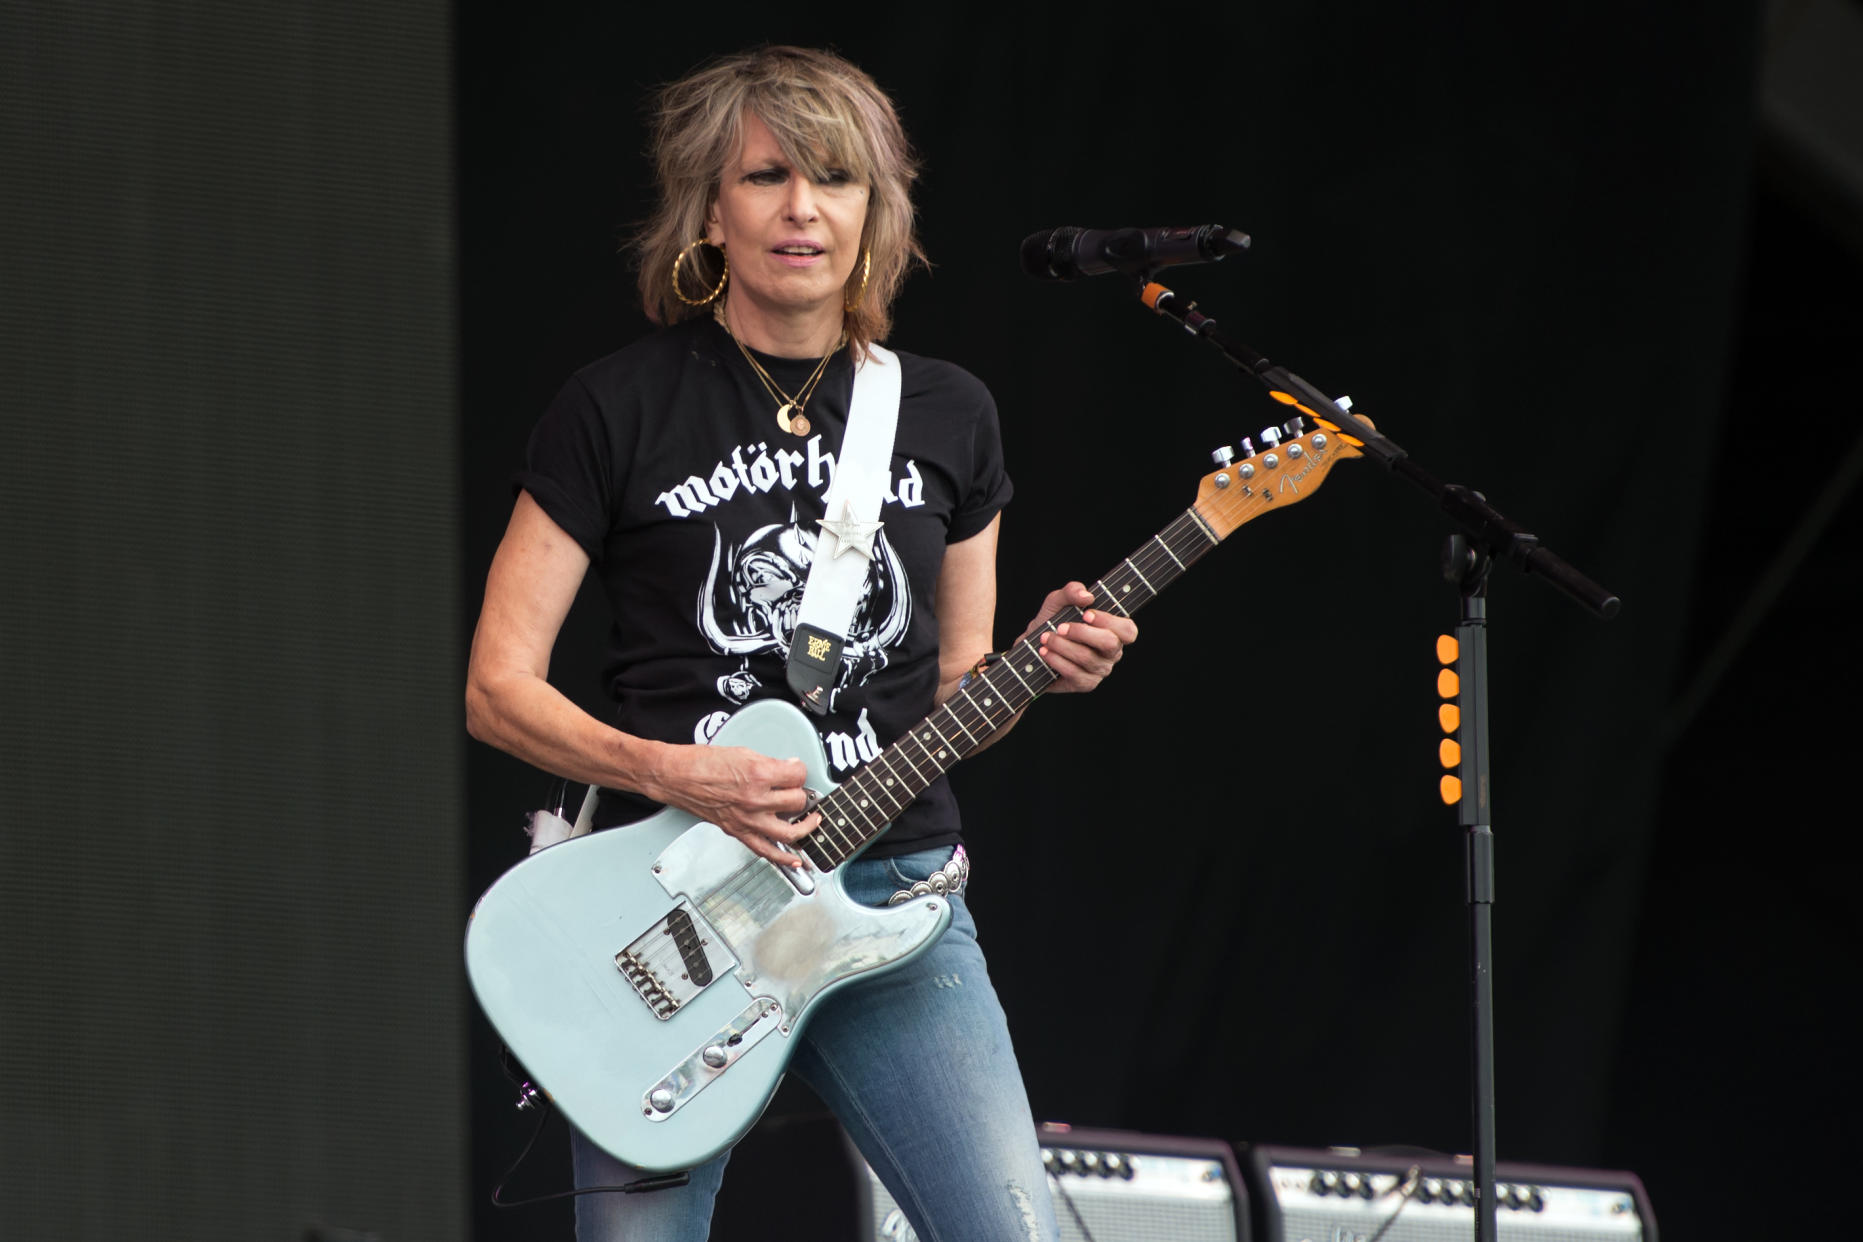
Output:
(794, 418), (1360, 871)
(795, 508), (1217, 870)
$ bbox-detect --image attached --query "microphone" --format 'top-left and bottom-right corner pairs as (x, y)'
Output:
(1020, 225), (1250, 281)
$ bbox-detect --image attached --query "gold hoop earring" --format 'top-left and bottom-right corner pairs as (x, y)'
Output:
(843, 249), (872, 314)
(672, 239), (728, 306)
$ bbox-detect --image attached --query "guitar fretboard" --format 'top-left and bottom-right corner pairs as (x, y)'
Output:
(796, 507), (1221, 871)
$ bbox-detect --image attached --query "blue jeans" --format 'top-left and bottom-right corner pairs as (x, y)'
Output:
(571, 845), (1059, 1242)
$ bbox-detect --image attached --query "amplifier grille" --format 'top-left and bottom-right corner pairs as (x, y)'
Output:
(852, 1125), (1246, 1242)
(1248, 1147), (1655, 1242)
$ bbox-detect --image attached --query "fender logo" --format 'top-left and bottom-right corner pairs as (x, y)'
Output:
(1278, 444), (1324, 497)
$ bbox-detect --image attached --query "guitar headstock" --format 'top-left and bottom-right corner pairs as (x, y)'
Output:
(1192, 413), (1366, 541)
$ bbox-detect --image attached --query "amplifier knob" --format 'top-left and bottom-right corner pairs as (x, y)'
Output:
(1527, 1186), (1547, 1212)
(1419, 1178), (1441, 1203)
(1080, 1151), (1102, 1175)
(1340, 1172), (1363, 1196)
(1102, 1153), (1126, 1178)
(1041, 1149), (1058, 1173)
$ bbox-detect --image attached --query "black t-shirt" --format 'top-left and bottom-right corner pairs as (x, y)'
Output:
(517, 315), (1012, 856)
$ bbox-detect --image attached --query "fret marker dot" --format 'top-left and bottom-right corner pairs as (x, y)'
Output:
(1025, 663), (1034, 672)
(885, 778), (895, 786)
(937, 749), (947, 759)
(1123, 585), (1132, 593)
(984, 698), (993, 706)
(859, 798), (868, 807)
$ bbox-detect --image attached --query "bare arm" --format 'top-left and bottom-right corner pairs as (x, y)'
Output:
(466, 491), (818, 865)
(932, 514), (1138, 756)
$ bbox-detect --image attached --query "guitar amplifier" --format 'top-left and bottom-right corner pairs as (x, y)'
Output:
(1243, 1146), (1657, 1242)
(851, 1123), (1248, 1242)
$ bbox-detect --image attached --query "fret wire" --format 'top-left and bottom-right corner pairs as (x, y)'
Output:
(826, 783), (883, 837)
(974, 669), (1032, 718)
(962, 683), (1014, 733)
(888, 735), (930, 786)
(864, 754), (913, 815)
(787, 501), (1263, 873)
(1168, 515), (1220, 558)
(838, 771), (890, 832)
(808, 803), (856, 855)
(998, 646), (1042, 696)
(943, 701), (982, 748)
(956, 684), (1011, 733)
(908, 723), (951, 774)
(793, 505), (1247, 872)
(1121, 556), (1159, 596)
(1183, 507), (1219, 544)
(1091, 581), (1131, 617)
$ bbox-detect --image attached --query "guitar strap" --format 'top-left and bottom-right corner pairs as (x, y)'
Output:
(786, 343), (901, 715)
(531, 345), (900, 853)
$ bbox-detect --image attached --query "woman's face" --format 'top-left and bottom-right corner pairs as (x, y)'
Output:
(707, 111), (869, 341)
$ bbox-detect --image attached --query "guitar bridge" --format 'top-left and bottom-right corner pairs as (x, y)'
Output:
(616, 902), (736, 1020)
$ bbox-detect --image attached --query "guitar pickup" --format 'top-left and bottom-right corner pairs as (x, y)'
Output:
(616, 902), (736, 1020)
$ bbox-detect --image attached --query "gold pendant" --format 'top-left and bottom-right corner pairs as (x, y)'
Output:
(776, 402), (794, 433)
(789, 413), (810, 437)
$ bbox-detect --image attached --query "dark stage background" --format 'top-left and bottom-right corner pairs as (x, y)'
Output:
(6, 2), (1858, 1240)
(460, 4), (1857, 1240)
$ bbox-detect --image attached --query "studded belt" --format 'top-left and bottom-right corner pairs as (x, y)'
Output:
(885, 844), (969, 905)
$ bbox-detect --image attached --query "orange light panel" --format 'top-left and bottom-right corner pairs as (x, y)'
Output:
(1437, 668), (1460, 697)
(1436, 634), (1459, 663)
(1440, 738), (1461, 767)
(1269, 390), (1298, 405)
(1439, 703), (1461, 732)
(1440, 774), (1463, 805)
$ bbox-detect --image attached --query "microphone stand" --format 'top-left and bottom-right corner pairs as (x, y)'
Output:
(1138, 279), (1620, 1242)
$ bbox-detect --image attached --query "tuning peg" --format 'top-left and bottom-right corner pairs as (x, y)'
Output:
(1283, 416), (1305, 438)
(1239, 436), (1256, 459)
(1259, 426), (1282, 449)
(1210, 445), (1235, 467)
(1335, 395), (1354, 411)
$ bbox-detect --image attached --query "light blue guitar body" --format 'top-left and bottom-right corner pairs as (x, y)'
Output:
(466, 423), (1359, 1173)
(464, 699), (952, 1173)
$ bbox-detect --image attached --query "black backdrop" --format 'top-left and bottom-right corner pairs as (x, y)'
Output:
(460, 5), (1859, 1239)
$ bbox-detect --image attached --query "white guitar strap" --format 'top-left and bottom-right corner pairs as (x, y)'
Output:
(787, 343), (902, 714)
(529, 346), (900, 855)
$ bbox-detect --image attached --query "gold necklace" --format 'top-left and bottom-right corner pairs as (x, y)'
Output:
(717, 304), (845, 436)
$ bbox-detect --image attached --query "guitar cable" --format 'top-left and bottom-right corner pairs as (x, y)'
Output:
(489, 1049), (691, 1208)
(1363, 1164), (1423, 1242)
(1046, 1169), (1101, 1242)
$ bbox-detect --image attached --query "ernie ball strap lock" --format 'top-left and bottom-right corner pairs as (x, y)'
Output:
(786, 344), (902, 714)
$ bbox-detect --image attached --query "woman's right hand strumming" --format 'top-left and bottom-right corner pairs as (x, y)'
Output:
(638, 742), (822, 869)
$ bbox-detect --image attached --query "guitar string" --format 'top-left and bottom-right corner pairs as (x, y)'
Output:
(698, 451), (1303, 872)
(807, 502), (1237, 860)
(797, 499), (1249, 866)
(620, 478), (1292, 1015)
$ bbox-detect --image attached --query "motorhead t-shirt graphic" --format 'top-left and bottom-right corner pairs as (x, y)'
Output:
(696, 511), (913, 713)
(516, 316), (1011, 851)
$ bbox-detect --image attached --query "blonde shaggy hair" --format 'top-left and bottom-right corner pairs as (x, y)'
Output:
(636, 46), (925, 355)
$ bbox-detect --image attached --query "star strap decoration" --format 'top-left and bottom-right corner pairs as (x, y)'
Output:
(815, 498), (884, 563)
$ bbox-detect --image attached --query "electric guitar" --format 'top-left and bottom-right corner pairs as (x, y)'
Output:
(465, 416), (1363, 1172)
